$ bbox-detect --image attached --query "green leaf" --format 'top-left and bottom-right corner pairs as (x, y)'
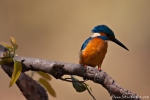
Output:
(71, 75), (87, 92)
(38, 78), (56, 97)
(10, 37), (18, 50)
(37, 71), (51, 80)
(9, 61), (22, 87)
(0, 57), (13, 65)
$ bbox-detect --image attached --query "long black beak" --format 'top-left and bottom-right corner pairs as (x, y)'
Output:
(110, 37), (129, 51)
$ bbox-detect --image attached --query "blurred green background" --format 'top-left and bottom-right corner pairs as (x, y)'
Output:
(0, 0), (150, 100)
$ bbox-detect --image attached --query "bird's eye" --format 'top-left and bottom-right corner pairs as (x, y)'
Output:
(107, 35), (113, 38)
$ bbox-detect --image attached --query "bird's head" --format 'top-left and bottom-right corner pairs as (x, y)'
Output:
(91, 25), (129, 50)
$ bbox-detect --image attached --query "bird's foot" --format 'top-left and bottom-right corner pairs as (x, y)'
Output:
(98, 66), (101, 71)
(98, 67), (101, 71)
(84, 64), (87, 67)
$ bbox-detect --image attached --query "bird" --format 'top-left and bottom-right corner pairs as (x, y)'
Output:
(79, 25), (128, 71)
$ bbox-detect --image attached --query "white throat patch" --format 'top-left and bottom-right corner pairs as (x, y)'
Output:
(91, 33), (100, 37)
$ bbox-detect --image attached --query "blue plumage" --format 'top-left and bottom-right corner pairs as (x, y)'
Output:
(81, 37), (92, 50)
(92, 25), (115, 37)
(98, 36), (109, 40)
(81, 36), (108, 50)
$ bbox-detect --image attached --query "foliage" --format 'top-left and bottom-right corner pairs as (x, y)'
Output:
(0, 37), (21, 87)
(9, 61), (22, 87)
(33, 71), (56, 97)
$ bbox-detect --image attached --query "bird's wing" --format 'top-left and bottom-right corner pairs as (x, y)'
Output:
(80, 37), (92, 50)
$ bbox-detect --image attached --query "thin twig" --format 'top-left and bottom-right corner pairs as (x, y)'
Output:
(60, 77), (86, 83)
(60, 77), (96, 100)
(83, 83), (96, 100)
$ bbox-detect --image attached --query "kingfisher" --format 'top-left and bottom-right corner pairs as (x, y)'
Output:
(79, 25), (128, 71)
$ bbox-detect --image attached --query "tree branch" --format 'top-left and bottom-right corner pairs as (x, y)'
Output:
(1, 56), (141, 100)
(0, 44), (141, 100)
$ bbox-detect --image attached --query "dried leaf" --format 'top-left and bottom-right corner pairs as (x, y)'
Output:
(38, 78), (56, 97)
(9, 61), (22, 87)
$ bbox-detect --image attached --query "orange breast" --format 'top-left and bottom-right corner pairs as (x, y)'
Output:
(79, 37), (108, 67)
